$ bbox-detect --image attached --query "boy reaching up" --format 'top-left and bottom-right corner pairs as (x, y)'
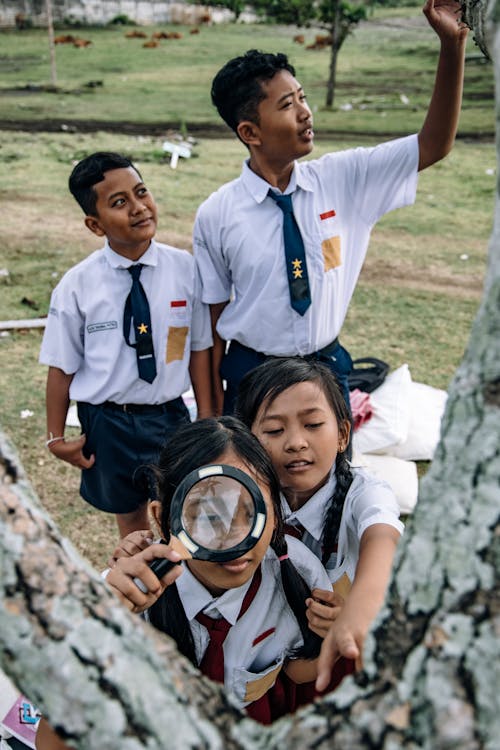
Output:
(193, 0), (468, 416)
(40, 152), (212, 537)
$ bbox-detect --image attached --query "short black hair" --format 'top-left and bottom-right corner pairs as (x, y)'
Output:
(211, 49), (295, 135)
(68, 151), (141, 216)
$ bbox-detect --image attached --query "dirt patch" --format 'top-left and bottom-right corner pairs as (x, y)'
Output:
(0, 119), (494, 142)
(361, 257), (484, 299)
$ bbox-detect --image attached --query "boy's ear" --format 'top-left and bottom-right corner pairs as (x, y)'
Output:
(236, 119), (262, 148)
(84, 215), (106, 237)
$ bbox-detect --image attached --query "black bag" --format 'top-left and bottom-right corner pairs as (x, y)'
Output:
(347, 357), (389, 393)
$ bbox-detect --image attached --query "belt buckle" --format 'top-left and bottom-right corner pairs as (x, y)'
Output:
(122, 403), (130, 413)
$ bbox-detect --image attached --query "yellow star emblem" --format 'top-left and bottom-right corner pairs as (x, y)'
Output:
(137, 323), (148, 334)
(292, 258), (302, 270)
(293, 268), (303, 279)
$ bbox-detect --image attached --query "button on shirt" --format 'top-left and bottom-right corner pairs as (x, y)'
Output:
(193, 134), (419, 356)
(39, 240), (212, 404)
(281, 467), (404, 583)
(175, 538), (331, 706)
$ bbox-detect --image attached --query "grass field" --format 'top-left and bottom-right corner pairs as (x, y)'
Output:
(0, 6), (495, 569)
(0, 7), (494, 135)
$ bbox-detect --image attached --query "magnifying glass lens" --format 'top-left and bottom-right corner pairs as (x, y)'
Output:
(181, 476), (255, 550)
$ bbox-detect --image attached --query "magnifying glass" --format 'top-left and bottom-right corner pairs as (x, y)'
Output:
(135, 464), (267, 592)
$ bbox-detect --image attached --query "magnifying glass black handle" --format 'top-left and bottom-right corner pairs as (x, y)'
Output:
(133, 557), (181, 594)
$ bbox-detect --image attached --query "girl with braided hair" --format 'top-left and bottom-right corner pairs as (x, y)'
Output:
(234, 357), (403, 685)
(106, 416), (331, 723)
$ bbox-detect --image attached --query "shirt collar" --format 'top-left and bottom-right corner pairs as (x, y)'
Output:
(241, 159), (313, 203)
(177, 563), (254, 626)
(281, 466), (337, 541)
(104, 238), (158, 269)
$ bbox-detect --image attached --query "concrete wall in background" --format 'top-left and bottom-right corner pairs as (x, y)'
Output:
(0, 1), (234, 27)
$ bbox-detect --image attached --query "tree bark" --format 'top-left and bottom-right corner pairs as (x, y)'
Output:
(1, 1), (499, 747)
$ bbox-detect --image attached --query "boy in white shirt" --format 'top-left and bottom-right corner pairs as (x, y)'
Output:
(40, 152), (212, 537)
(193, 0), (468, 416)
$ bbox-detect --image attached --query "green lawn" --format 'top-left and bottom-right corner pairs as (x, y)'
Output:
(0, 8), (494, 135)
(0, 6), (494, 567)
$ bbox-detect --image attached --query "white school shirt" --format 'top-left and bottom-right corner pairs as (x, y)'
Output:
(39, 239), (212, 405)
(282, 467), (404, 584)
(193, 134), (419, 355)
(175, 536), (331, 708)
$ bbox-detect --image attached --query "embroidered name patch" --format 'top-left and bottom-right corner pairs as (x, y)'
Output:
(87, 321), (118, 334)
(320, 209), (336, 220)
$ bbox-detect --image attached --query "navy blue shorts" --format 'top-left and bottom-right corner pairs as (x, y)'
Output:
(77, 398), (190, 514)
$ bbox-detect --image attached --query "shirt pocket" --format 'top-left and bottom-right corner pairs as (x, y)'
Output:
(322, 235), (342, 272)
(165, 326), (189, 363)
(231, 658), (285, 706)
(332, 572), (351, 600)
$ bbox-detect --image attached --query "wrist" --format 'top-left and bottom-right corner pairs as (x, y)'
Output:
(46, 433), (65, 449)
(439, 34), (467, 53)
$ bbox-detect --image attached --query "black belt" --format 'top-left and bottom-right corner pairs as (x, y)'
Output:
(230, 337), (339, 360)
(99, 400), (174, 415)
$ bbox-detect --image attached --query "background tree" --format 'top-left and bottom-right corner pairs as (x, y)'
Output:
(251, 0), (367, 107)
(45, 0), (57, 87)
(0, 1), (498, 746)
(318, 1), (367, 107)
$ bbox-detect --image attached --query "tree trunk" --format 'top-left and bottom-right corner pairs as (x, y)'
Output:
(325, 0), (342, 108)
(45, 0), (57, 87)
(1, 1), (499, 747)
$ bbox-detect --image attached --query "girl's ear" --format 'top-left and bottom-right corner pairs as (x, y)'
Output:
(149, 500), (163, 536)
(338, 420), (351, 454)
(236, 120), (262, 147)
(84, 215), (106, 237)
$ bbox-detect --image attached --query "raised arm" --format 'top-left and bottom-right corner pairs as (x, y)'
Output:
(418, 0), (468, 171)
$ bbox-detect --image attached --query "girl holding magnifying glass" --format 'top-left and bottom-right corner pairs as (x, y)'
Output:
(106, 416), (333, 724)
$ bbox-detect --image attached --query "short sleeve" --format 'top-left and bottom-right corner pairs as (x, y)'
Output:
(39, 282), (84, 374)
(193, 201), (233, 304)
(347, 469), (404, 540)
(189, 264), (214, 351)
(316, 134), (418, 228)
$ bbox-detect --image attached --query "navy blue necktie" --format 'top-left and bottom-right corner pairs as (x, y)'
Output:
(268, 190), (311, 316)
(123, 264), (157, 383)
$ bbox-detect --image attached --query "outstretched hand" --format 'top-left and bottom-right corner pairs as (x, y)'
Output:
(423, 0), (469, 42)
(48, 433), (95, 469)
(315, 615), (363, 692)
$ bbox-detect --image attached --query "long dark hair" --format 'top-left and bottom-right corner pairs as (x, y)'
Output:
(148, 416), (321, 662)
(235, 357), (353, 564)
